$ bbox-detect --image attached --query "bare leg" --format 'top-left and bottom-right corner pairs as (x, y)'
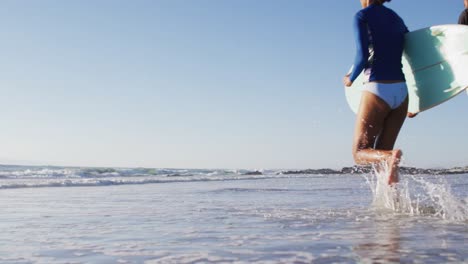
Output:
(352, 91), (407, 185)
(376, 96), (408, 185)
(376, 96), (408, 150)
(386, 149), (402, 185)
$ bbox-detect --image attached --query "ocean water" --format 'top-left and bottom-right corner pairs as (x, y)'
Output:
(0, 165), (466, 263)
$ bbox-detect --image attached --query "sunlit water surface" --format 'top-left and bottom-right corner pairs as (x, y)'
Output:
(0, 167), (466, 263)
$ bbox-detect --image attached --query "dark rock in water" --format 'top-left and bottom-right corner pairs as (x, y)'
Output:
(280, 165), (468, 176)
(340, 166), (372, 174)
(340, 166), (453, 175)
(445, 167), (468, 174)
(399, 167), (468, 175)
(399, 167), (437, 175)
(339, 166), (468, 175)
(242, 171), (263, 175)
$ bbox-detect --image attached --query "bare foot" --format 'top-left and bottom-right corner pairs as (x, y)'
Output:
(387, 149), (402, 185)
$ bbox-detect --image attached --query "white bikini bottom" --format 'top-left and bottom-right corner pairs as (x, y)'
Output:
(362, 82), (408, 109)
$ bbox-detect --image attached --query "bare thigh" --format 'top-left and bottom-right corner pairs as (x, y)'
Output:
(353, 91), (391, 153)
(376, 96), (408, 150)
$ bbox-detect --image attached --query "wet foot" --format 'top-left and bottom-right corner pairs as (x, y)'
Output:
(387, 149), (402, 185)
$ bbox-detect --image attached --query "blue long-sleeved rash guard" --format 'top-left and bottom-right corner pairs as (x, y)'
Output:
(349, 4), (409, 82)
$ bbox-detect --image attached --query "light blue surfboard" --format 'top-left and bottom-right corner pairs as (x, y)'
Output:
(345, 24), (468, 114)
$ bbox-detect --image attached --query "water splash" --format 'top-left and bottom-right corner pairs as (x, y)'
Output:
(412, 177), (468, 221)
(364, 163), (468, 222)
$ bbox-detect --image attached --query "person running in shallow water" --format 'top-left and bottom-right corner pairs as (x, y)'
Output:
(459, 0), (468, 25)
(343, 0), (409, 185)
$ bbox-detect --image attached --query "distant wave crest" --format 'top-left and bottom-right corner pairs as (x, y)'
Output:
(0, 164), (466, 190)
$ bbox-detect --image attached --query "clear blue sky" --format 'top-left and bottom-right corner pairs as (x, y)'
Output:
(0, 0), (466, 169)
